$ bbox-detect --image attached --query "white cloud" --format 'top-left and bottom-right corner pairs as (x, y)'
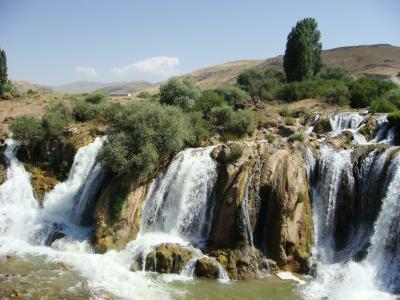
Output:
(75, 66), (98, 78)
(112, 56), (180, 80)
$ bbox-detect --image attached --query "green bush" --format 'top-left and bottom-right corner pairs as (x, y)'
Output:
(137, 91), (151, 99)
(159, 77), (200, 106)
(174, 96), (196, 111)
(72, 99), (99, 121)
(350, 77), (397, 108)
(195, 90), (225, 116)
(288, 132), (305, 143)
(226, 109), (257, 137)
(215, 85), (249, 106)
(187, 112), (212, 146)
(237, 68), (264, 97)
(42, 102), (73, 136)
(370, 98), (398, 113)
(265, 133), (275, 143)
(388, 111), (400, 130)
(84, 92), (108, 104)
(222, 144), (243, 163)
(317, 66), (351, 81)
(9, 116), (45, 145)
(280, 104), (290, 117)
(210, 105), (234, 126)
(322, 81), (350, 106)
(109, 181), (130, 220)
(285, 117), (295, 126)
(279, 80), (320, 102)
(99, 102), (192, 177)
(383, 88), (400, 108)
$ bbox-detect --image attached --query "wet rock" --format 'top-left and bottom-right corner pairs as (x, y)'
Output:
(194, 257), (219, 279)
(45, 231), (65, 246)
(313, 116), (332, 134)
(277, 125), (296, 137)
(144, 243), (196, 274)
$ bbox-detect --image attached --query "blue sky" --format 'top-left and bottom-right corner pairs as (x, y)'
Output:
(0, 0), (399, 85)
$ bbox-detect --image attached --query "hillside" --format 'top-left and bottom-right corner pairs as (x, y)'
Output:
(11, 80), (52, 93)
(49, 80), (152, 94)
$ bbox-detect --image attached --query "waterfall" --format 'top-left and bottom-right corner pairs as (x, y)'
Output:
(370, 114), (397, 145)
(140, 146), (217, 244)
(0, 139), (38, 240)
(303, 110), (400, 299)
(306, 114), (320, 134)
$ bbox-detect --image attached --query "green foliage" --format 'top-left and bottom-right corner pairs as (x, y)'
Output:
(283, 18), (322, 82)
(27, 89), (37, 95)
(159, 77), (200, 106)
(370, 99), (398, 113)
(137, 91), (151, 98)
(84, 92), (108, 104)
(288, 132), (305, 143)
(72, 99), (99, 121)
(265, 133), (275, 143)
(225, 109), (257, 137)
(187, 112), (212, 146)
(280, 104), (290, 117)
(99, 102), (192, 177)
(9, 116), (45, 145)
(317, 65), (351, 81)
(216, 85), (249, 106)
(0, 49), (8, 96)
(221, 144), (243, 163)
(42, 102), (73, 136)
(210, 105), (234, 126)
(279, 80), (320, 101)
(109, 181), (130, 221)
(284, 117), (295, 126)
(349, 77), (397, 108)
(322, 80), (350, 106)
(195, 90), (225, 116)
(174, 96), (196, 112)
(237, 67), (285, 100)
(388, 111), (400, 130)
(383, 88), (400, 108)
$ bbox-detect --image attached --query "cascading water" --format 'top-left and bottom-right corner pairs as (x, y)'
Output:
(126, 146), (229, 281)
(303, 111), (400, 299)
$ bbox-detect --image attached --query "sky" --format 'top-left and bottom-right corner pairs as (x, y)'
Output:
(0, 0), (399, 85)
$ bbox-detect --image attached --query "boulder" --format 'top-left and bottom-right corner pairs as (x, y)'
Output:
(313, 116), (332, 134)
(144, 243), (196, 274)
(194, 257), (220, 279)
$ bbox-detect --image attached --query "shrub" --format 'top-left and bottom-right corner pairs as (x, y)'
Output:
(195, 90), (225, 116)
(174, 96), (196, 112)
(388, 111), (400, 130)
(285, 117), (295, 126)
(288, 132), (305, 143)
(226, 110), (257, 137)
(259, 78), (283, 101)
(72, 99), (99, 121)
(222, 144), (243, 163)
(210, 105), (234, 126)
(383, 88), (400, 108)
(280, 104), (290, 117)
(9, 116), (45, 146)
(237, 68), (264, 97)
(216, 85), (249, 106)
(317, 65), (351, 81)
(137, 91), (151, 98)
(279, 80), (320, 102)
(322, 81), (350, 106)
(42, 102), (73, 136)
(84, 92), (108, 104)
(370, 98), (398, 113)
(265, 133), (275, 143)
(99, 102), (192, 177)
(187, 112), (211, 146)
(159, 77), (200, 106)
(350, 77), (397, 108)
(109, 181), (130, 220)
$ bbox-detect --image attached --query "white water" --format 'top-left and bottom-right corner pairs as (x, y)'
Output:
(306, 114), (320, 134)
(0, 138), (181, 300)
(303, 111), (400, 299)
(128, 147), (229, 281)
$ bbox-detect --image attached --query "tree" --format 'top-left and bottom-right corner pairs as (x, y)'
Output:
(159, 77), (200, 106)
(0, 49), (8, 96)
(283, 18), (322, 82)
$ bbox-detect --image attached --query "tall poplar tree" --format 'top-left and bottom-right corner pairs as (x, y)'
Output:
(283, 18), (322, 82)
(0, 49), (8, 96)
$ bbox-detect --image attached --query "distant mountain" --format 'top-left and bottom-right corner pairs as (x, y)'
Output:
(13, 44), (400, 95)
(49, 80), (152, 94)
(11, 80), (52, 93)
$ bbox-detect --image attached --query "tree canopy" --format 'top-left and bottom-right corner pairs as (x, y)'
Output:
(283, 18), (322, 82)
(0, 49), (8, 96)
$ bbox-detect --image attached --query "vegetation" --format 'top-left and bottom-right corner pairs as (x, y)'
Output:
(225, 109), (257, 137)
(0, 48), (8, 97)
(388, 111), (400, 130)
(159, 77), (200, 106)
(137, 91), (151, 98)
(99, 102), (193, 177)
(221, 144), (243, 163)
(216, 85), (249, 106)
(283, 18), (322, 82)
(42, 102), (73, 136)
(72, 92), (112, 122)
(288, 132), (305, 143)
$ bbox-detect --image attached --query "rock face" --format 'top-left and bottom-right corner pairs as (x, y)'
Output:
(94, 175), (149, 253)
(144, 243), (196, 274)
(256, 149), (313, 272)
(194, 257), (220, 279)
(208, 142), (313, 277)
